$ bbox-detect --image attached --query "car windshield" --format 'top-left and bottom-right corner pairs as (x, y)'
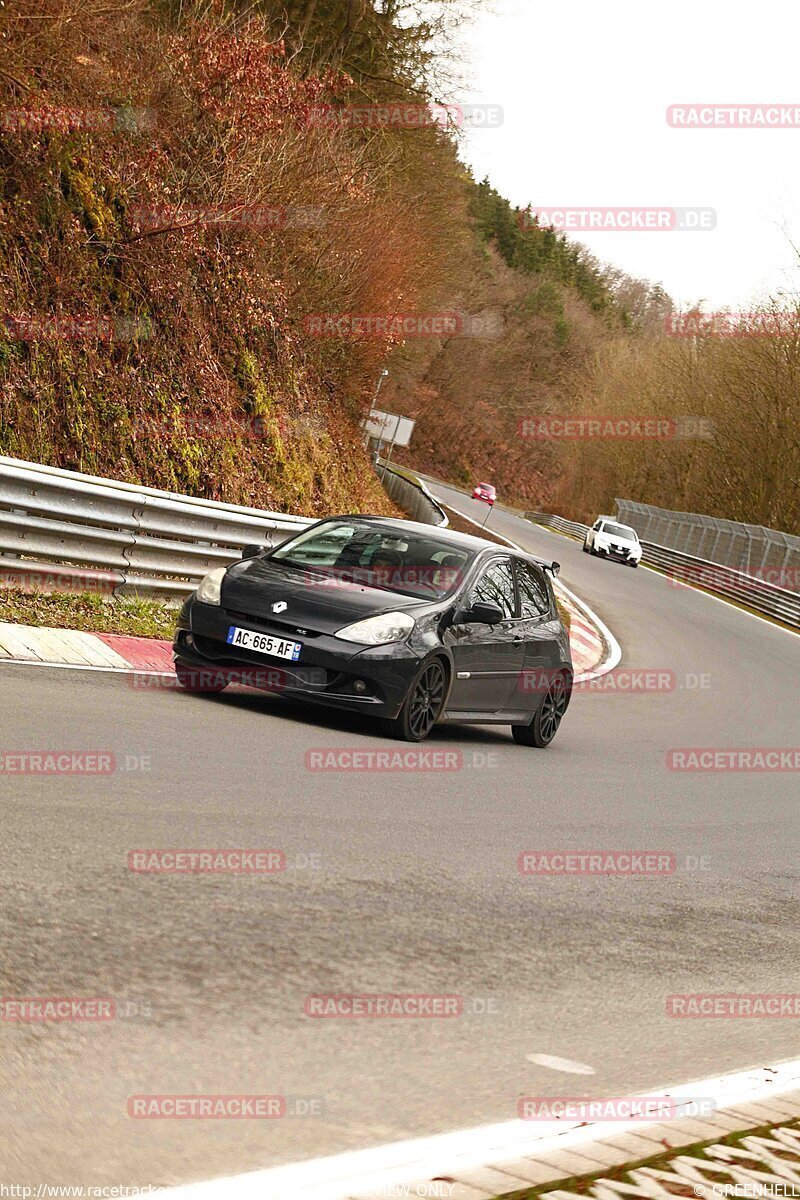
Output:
(271, 519), (474, 599)
(604, 523), (638, 541)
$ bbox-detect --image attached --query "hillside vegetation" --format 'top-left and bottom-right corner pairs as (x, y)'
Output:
(0, 0), (471, 512)
(2, 0), (797, 534)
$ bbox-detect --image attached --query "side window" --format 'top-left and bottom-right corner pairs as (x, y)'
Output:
(470, 559), (516, 618)
(516, 562), (551, 618)
(593, 520), (602, 531)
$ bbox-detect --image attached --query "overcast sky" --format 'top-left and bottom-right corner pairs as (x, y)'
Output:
(451, 0), (800, 310)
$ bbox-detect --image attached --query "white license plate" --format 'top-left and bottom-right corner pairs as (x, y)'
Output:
(226, 626), (302, 661)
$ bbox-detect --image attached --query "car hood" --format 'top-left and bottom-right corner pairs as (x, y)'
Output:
(221, 556), (431, 634)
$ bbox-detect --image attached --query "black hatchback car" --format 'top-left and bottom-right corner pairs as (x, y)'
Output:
(173, 516), (573, 745)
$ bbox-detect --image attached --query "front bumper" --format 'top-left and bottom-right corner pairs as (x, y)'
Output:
(598, 543), (640, 564)
(173, 598), (425, 718)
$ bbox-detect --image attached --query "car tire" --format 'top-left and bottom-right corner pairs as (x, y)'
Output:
(630, 561), (639, 568)
(378, 657), (447, 743)
(512, 672), (569, 748)
(582, 542), (589, 553)
(175, 663), (228, 694)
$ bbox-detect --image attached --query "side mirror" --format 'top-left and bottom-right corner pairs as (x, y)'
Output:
(459, 600), (505, 626)
(241, 544), (263, 560)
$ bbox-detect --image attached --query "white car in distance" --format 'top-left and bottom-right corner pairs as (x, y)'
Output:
(584, 517), (642, 567)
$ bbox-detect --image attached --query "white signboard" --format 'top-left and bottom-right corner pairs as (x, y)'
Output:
(365, 410), (415, 448)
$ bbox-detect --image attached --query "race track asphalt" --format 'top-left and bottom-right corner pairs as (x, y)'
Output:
(2, 479), (799, 1187)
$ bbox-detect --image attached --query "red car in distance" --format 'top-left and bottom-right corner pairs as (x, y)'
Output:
(472, 482), (497, 505)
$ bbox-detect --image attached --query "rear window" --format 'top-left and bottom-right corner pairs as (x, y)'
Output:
(516, 561), (551, 618)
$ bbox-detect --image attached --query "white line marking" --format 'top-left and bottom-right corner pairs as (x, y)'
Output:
(525, 1052), (596, 1074)
(162, 1057), (800, 1200)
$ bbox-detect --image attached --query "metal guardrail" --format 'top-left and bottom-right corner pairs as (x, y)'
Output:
(0, 456), (314, 600)
(0, 456), (448, 602)
(5, 452), (793, 626)
(615, 498), (800, 579)
(375, 462), (449, 527)
(526, 509), (800, 629)
(526, 512), (590, 540)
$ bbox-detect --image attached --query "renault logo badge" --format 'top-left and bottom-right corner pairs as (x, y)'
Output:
(272, 600), (288, 614)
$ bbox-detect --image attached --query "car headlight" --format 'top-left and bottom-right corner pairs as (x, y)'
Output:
(195, 567), (227, 606)
(334, 611), (415, 645)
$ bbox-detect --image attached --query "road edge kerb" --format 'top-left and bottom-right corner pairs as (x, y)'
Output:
(434, 500), (620, 681)
(0, 621), (174, 673)
(493, 1112), (800, 1200)
(159, 1058), (800, 1200)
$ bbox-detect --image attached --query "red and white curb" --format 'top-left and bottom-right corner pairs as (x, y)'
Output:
(0, 557), (616, 684)
(0, 621), (173, 673)
(160, 1058), (800, 1200)
(0, 597), (610, 680)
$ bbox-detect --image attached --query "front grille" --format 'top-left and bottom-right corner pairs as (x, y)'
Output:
(191, 633), (331, 688)
(226, 608), (322, 638)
